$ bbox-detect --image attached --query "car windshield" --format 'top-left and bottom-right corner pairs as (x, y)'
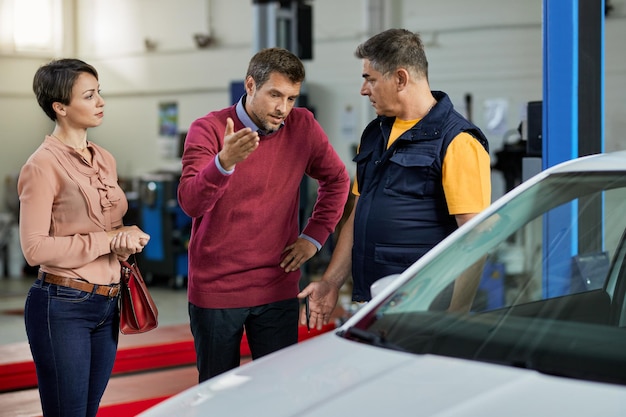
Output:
(344, 171), (626, 386)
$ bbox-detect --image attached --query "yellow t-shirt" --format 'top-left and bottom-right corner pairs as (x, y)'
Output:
(352, 118), (491, 215)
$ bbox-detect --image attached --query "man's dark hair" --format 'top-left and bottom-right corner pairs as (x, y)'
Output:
(246, 47), (305, 88)
(33, 58), (99, 121)
(355, 28), (429, 80)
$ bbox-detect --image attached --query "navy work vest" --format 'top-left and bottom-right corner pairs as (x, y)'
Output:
(351, 91), (488, 301)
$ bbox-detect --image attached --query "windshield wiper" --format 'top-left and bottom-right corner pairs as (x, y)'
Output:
(340, 326), (407, 352)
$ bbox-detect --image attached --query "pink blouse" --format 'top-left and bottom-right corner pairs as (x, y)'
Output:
(18, 135), (127, 284)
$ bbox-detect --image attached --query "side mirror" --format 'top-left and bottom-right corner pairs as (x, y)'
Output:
(370, 274), (402, 299)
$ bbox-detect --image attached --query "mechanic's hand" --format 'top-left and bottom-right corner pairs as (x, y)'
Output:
(297, 280), (340, 330)
(280, 237), (317, 273)
(218, 117), (260, 171)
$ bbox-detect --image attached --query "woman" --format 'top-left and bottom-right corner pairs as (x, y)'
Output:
(18, 58), (150, 417)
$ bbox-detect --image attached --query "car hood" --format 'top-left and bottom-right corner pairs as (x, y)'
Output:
(140, 332), (626, 417)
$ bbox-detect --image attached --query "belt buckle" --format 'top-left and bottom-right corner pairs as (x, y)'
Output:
(108, 286), (117, 298)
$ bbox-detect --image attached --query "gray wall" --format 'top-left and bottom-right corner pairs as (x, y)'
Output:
(0, 0), (625, 215)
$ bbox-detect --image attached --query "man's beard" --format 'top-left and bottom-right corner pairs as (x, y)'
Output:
(252, 109), (281, 133)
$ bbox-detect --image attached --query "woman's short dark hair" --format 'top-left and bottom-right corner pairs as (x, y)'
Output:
(33, 58), (99, 121)
(246, 47), (305, 89)
(355, 28), (429, 80)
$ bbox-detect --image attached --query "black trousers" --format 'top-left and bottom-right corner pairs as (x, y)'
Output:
(189, 297), (299, 382)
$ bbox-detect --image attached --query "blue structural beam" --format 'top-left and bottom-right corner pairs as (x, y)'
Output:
(542, 0), (605, 298)
(543, 0), (578, 298)
(543, 1), (578, 169)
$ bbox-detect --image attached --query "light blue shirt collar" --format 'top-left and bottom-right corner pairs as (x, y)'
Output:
(235, 95), (258, 131)
(235, 94), (284, 136)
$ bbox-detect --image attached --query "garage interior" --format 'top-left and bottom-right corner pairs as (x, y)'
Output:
(0, 0), (624, 415)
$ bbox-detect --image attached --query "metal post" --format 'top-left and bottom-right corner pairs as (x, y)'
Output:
(542, 0), (605, 297)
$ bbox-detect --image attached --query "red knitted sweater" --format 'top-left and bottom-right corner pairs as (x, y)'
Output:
(178, 104), (350, 308)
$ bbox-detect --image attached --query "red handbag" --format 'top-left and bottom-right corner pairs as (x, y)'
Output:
(119, 259), (159, 334)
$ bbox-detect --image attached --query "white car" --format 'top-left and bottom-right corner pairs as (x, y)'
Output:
(140, 151), (626, 417)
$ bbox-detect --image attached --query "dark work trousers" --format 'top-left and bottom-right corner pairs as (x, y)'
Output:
(189, 297), (299, 382)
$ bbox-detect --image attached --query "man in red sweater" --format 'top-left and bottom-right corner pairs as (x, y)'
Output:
(178, 47), (350, 382)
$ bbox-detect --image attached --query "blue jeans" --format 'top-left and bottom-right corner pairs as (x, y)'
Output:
(24, 279), (119, 417)
(189, 298), (299, 382)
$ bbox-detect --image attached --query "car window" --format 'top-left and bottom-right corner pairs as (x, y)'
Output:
(348, 172), (626, 385)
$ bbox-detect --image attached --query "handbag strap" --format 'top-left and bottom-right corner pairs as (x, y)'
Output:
(121, 255), (139, 281)
(125, 254), (137, 267)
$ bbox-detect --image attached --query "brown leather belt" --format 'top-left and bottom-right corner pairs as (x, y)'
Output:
(38, 271), (120, 298)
